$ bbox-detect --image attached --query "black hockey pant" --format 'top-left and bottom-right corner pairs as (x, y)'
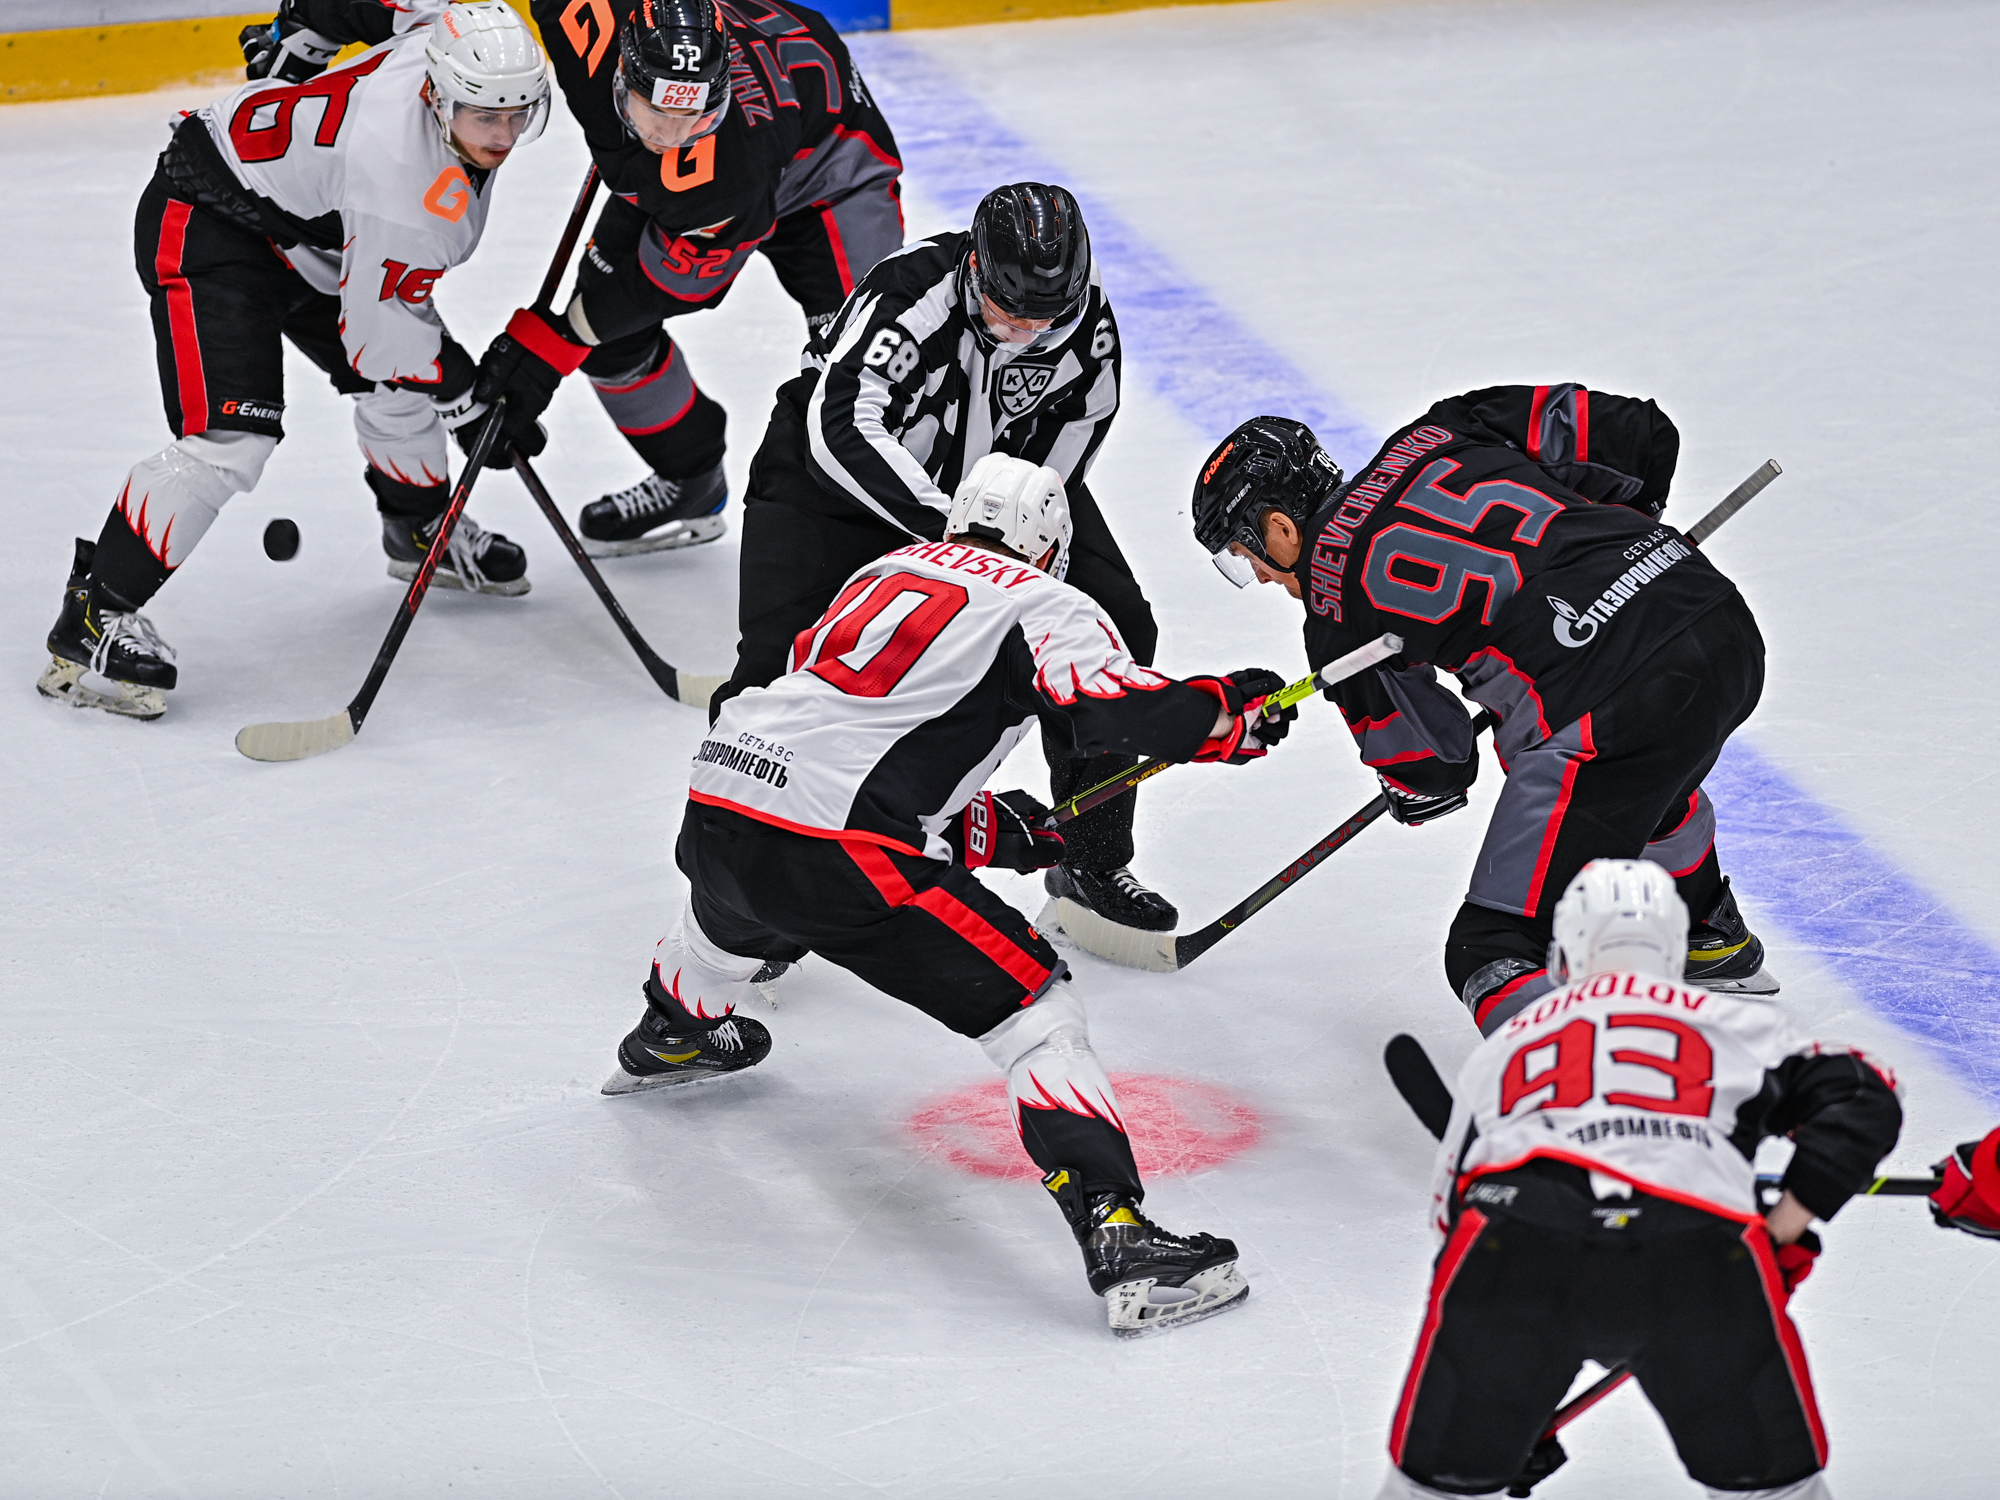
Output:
(714, 414), (1162, 872)
(1390, 1162), (1826, 1495)
(106, 173), (378, 607)
(677, 800), (1142, 1195)
(578, 187), (904, 482)
(1447, 598), (1765, 1032)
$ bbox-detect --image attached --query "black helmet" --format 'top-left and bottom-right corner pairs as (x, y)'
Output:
(616, 0), (731, 146)
(1192, 416), (1344, 588)
(969, 182), (1091, 324)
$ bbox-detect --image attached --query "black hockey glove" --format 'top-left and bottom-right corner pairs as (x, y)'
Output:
(1380, 774), (1470, 826)
(947, 790), (1066, 873)
(1189, 668), (1296, 765)
(474, 309), (590, 461)
(1930, 1129), (2000, 1240)
(239, 5), (341, 83)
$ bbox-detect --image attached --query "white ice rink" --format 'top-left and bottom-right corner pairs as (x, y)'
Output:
(4, 1), (1998, 1494)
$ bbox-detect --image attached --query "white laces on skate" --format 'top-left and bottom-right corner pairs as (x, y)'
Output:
(90, 609), (175, 677)
(1105, 867), (1151, 899)
(607, 474), (679, 522)
(710, 1019), (743, 1051)
(431, 514), (495, 592)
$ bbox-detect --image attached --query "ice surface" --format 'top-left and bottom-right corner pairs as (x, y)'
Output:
(3, 2), (1997, 1496)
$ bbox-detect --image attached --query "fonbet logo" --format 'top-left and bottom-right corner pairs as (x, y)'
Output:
(1549, 595), (1598, 648)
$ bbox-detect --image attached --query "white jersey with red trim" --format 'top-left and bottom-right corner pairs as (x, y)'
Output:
(1426, 972), (1825, 1236)
(192, 20), (492, 385)
(692, 538), (1174, 857)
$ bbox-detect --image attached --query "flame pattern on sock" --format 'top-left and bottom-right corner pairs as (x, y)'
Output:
(115, 480), (178, 569)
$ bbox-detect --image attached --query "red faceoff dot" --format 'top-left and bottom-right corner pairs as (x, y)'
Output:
(907, 1074), (1263, 1180)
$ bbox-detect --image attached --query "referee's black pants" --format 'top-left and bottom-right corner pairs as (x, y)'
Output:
(716, 410), (1160, 872)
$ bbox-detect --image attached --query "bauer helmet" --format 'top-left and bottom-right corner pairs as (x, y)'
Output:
(968, 183), (1093, 326)
(614, 0), (732, 153)
(1548, 859), (1690, 984)
(1193, 416), (1344, 588)
(945, 453), (1073, 580)
(424, 2), (551, 161)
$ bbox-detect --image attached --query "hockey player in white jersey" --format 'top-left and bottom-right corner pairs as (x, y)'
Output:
(1378, 860), (1903, 1500)
(37, 1), (550, 720)
(600, 454), (1299, 1335)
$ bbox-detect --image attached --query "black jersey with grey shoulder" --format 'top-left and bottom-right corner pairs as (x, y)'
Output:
(771, 232), (1121, 538)
(534, 0), (900, 343)
(1297, 385), (1740, 796)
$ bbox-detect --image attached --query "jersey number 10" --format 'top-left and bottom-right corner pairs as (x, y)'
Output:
(794, 571), (969, 698)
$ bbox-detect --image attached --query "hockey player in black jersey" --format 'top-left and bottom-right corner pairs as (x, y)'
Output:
(470, 0), (901, 555)
(1193, 386), (1775, 1034)
(1377, 859), (1902, 1500)
(37, 1), (550, 721)
(701, 180), (1182, 934)
(601, 454), (1297, 1334)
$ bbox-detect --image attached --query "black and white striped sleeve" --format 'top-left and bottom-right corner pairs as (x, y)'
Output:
(804, 275), (959, 539)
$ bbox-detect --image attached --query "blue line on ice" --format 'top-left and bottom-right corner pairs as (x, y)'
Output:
(852, 34), (2000, 1106)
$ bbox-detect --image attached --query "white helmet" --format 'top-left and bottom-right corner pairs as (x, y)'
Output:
(945, 453), (1074, 579)
(424, 2), (552, 161)
(1548, 859), (1689, 984)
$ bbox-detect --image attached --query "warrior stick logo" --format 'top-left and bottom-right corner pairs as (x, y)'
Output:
(997, 364), (1055, 416)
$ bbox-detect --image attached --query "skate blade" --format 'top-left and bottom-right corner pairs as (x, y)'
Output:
(35, 656), (168, 720)
(385, 559), (531, 596)
(1037, 896), (1180, 974)
(1703, 968), (1781, 995)
(1105, 1262), (1249, 1339)
(581, 515), (728, 557)
(235, 712), (356, 763)
(600, 1064), (751, 1097)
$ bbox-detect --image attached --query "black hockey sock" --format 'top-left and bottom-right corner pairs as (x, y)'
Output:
(89, 507), (173, 612)
(1045, 746), (1138, 871)
(623, 389), (728, 480)
(1445, 901), (1548, 1000)
(1017, 1103), (1143, 1202)
(1676, 847), (1725, 924)
(365, 466), (448, 521)
(644, 965), (726, 1030)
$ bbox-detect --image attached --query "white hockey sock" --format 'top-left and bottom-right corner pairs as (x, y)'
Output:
(977, 980), (1126, 1134)
(355, 387), (449, 489)
(1702, 1477), (1832, 1500)
(1371, 1469), (1500, 1500)
(114, 430), (275, 568)
(652, 898), (762, 1021)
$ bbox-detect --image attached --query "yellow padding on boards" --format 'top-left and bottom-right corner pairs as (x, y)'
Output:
(0, 3), (546, 105)
(0, 15), (262, 103)
(894, 0), (1274, 27)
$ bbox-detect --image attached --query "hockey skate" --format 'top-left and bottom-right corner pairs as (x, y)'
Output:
(1686, 877), (1779, 994)
(601, 992), (773, 1096)
(1044, 1170), (1248, 1338)
(578, 463), (727, 557)
(1042, 865), (1179, 933)
(382, 510), (531, 596)
(37, 539), (176, 720)
(750, 959), (794, 1008)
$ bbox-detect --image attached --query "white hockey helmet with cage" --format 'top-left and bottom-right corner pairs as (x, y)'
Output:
(1548, 858), (1690, 984)
(424, 2), (552, 158)
(945, 453), (1074, 580)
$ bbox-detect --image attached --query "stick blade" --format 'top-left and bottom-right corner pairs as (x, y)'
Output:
(235, 712), (356, 763)
(675, 672), (730, 712)
(1384, 1033), (1454, 1141)
(1038, 896), (1179, 972)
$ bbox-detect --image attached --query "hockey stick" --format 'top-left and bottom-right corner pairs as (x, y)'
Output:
(234, 401), (511, 762)
(1050, 461), (1785, 969)
(511, 453), (727, 710)
(1044, 634), (1409, 825)
(234, 168), (605, 763)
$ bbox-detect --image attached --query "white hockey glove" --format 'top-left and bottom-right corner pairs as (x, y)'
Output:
(239, 12), (342, 84)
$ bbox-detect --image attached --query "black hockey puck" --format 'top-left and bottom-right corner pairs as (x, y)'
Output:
(263, 518), (300, 561)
